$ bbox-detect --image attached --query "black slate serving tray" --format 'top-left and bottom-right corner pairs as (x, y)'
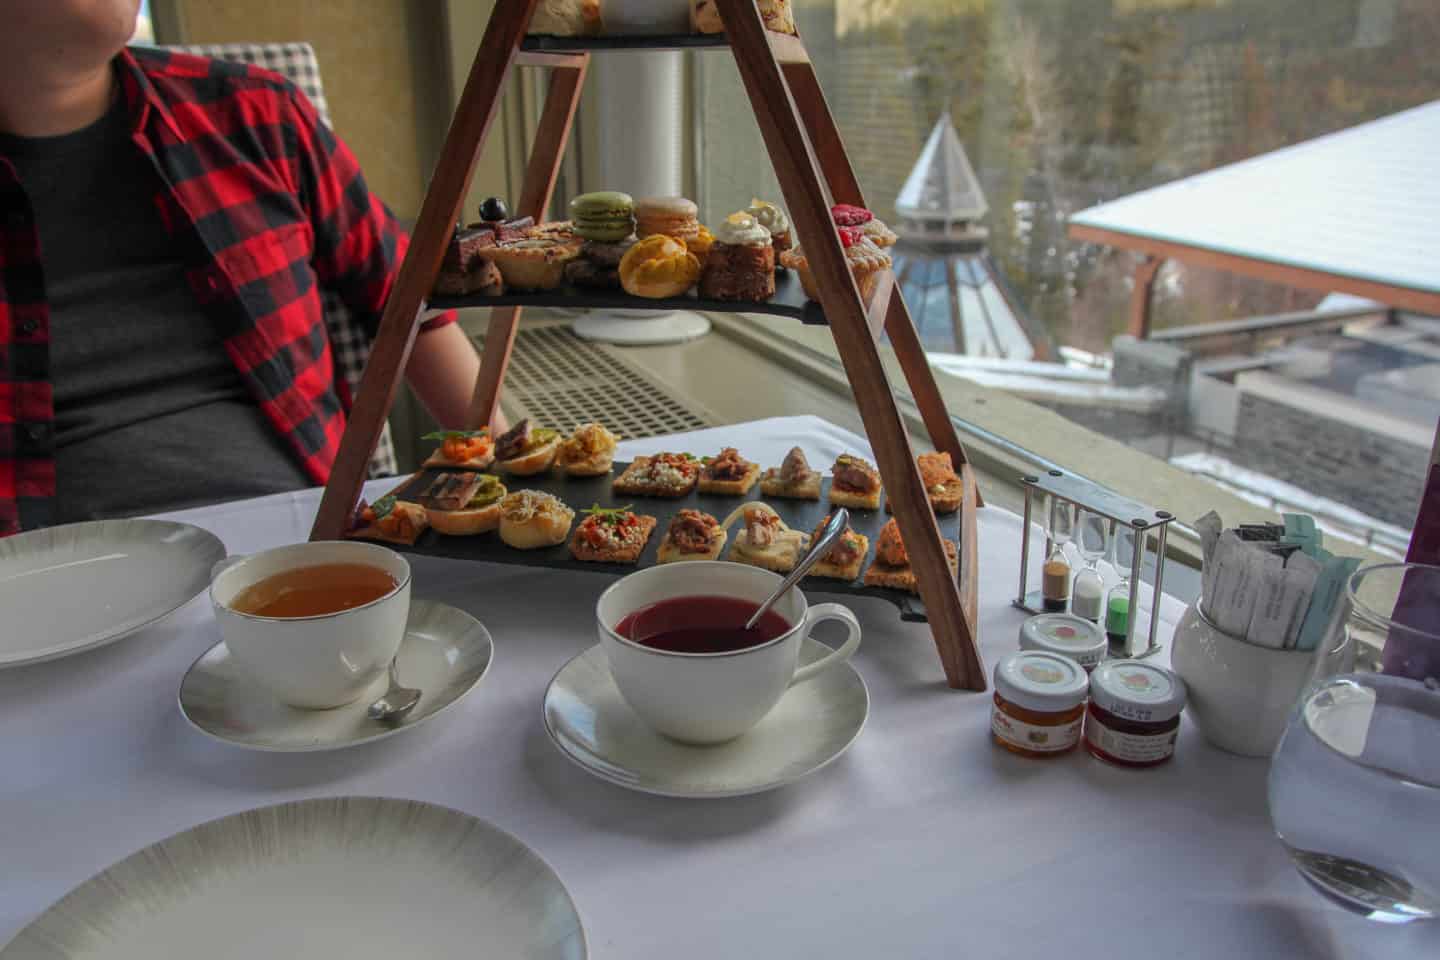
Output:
(362, 461), (960, 623)
(428, 266), (831, 326)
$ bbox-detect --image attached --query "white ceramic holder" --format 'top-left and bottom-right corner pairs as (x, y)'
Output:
(1170, 600), (1351, 757)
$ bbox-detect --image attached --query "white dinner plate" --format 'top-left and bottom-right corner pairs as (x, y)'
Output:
(0, 797), (586, 959)
(544, 638), (869, 798)
(0, 519), (225, 668)
(179, 599), (493, 752)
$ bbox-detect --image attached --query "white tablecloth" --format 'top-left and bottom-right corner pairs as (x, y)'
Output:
(1, 416), (1427, 959)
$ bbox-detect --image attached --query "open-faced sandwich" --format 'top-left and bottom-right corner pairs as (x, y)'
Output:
(863, 517), (958, 595)
(422, 428), (494, 470)
(885, 450), (964, 515)
(612, 452), (701, 498)
(349, 491), (429, 546)
(555, 421), (619, 477)
(829, 453), (882, 510)
(494, 418), (561, 476)
(806, 513), (870, 582)
(568, 504), (657, 565)
(697, 446), (760, 495)
(656, 508), (727, 564)
(721, 501), (809, 574)
(419, 472), (507, 536)
(498, 489), (574, 549)
(759, 446), (820, 501)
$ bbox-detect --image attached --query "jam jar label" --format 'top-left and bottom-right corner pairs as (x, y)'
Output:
(991, 709), (1082, 753)
(1085, 714), (1176, 763)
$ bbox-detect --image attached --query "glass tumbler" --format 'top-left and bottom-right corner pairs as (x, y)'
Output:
(1267, 562), (1440, 924)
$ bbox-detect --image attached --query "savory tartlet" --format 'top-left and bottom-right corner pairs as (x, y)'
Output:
(421, 429), (495, 470)
(488, 234), (583, 291)
(697, 446), (760, 495)
(759, 446), (821, 501)
(498, 490), (574, 550)
(806, 513), (870, 582)
(612, 452), (701, 498)
(568, 505), (657, 565)
(619, 234), (701, 299)
(863, 518), (959, 594)
(350, 492), (429, 546)
(494, 419), (561, 475)
(884, 450), (964, 515)
(555, 422), (619, 476)
(656, 509), (727, 564)
(721, 501), (809, 574)
(828, 453), (882, 510)
(420, 472), (507, 536)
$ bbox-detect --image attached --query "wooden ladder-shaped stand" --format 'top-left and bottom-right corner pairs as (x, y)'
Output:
(309, 0), (989, 692)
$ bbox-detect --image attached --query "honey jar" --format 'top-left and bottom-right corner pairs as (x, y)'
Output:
(1084, 660), (1188, 768)
(990, 652), (1089, 758)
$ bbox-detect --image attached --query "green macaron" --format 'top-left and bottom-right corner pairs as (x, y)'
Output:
(570, 191), (636, 243)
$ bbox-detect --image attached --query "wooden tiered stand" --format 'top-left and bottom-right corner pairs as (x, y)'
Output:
(309, 0), (989, 691)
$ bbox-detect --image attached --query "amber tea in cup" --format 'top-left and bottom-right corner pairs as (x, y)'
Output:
(229, 563), (398, 619)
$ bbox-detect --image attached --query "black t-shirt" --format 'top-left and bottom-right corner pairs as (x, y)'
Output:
(0, 96), (310, 521)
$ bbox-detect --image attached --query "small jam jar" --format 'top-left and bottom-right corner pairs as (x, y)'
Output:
(990, 652), (1089, 758)
(1019, 613), (1107, 673)
(1084, 660), (1188, 768)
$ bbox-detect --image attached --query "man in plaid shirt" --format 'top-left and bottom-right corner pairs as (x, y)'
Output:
(0, 1), (480, 535)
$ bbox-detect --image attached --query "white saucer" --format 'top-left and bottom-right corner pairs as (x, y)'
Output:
(180, 599), (492, 752)
(543, 638), (868, 798)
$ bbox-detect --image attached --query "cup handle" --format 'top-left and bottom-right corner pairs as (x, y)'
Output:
(211, 555), (246, 581)
(789, 602), (862, 687)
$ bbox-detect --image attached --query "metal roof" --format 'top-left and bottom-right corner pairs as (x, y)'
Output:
(1068, 100), (1440, 314)
(895, 112), (989, 223)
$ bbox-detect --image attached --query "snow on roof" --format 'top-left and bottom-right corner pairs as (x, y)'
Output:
(1069, 100), (1440, 298)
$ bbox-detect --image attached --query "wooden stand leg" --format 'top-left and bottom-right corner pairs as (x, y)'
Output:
(468, 306), (524, 431)
(784, 59), (985, 508)
(718, 0), (985, 690)
(310, 0), (543, 541)
(467, 57), (589, 431)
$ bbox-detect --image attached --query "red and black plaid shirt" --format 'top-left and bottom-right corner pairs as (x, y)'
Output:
(0, 47), (453, 535)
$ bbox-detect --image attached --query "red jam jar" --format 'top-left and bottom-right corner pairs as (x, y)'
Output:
(1084, 660), (1188, 768)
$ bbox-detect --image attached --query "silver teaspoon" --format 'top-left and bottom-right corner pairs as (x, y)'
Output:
(745, 508), (850, 630)
(367, 658), (422, 722)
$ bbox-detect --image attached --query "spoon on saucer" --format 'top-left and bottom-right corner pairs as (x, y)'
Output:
(367, 659), (422, 723)
(744, 508), (850, 630)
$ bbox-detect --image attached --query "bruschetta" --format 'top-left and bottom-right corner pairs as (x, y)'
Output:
(568, 505), (657, 564)
(656, 509), (727, 563)
(759, 446), (821, 501)
(697, 447), (760, 495)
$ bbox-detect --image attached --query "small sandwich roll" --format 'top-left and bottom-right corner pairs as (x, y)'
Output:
(498, 490), (575, 550)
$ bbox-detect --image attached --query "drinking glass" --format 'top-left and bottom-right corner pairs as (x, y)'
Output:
(1267, 562), (1440, 924)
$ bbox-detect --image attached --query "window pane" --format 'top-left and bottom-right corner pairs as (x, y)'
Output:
(698, 0), (1439, 557)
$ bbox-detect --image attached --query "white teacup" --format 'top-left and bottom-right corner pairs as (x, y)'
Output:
(596, 562), (861, 744)
(210, 541), (411, 709)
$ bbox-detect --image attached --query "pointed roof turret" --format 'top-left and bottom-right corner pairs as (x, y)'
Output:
(896, 112), (989, 223)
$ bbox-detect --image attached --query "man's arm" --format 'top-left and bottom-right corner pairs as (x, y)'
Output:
(408, 317), (482, 429)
